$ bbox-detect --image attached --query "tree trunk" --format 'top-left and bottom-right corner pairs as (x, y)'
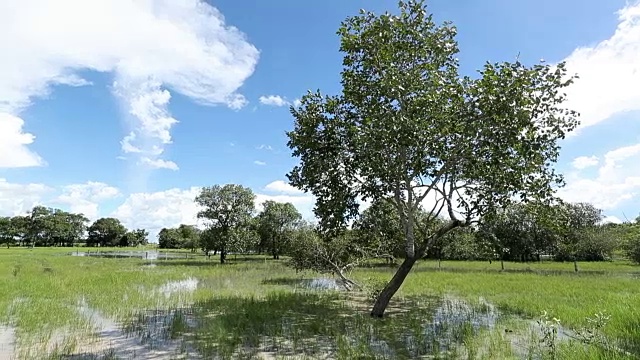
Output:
(501, 258), (504, 271)
(370, 257), (417, 317)
(220, 248), (226, 264)
(573, 259), (578, 272)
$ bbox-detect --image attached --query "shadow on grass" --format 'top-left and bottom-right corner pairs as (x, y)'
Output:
(187, 291), (498, 359)
(261, 277), (302, 286)
(363, 265), (640, 278)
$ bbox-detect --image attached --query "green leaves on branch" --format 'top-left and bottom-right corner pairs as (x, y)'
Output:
(287, 0), (579, 242)
(195, 184), (256, 263)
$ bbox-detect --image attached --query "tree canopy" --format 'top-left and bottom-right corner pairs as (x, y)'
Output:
(195, 184), (256, 263)
(286, 0), (579, 317)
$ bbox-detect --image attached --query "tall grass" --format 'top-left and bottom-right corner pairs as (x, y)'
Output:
(1, 248), (639, 359)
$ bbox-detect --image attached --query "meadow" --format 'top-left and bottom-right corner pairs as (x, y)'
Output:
(1, 247), (639, 359)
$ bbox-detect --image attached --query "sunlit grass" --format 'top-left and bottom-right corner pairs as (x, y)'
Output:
(1, 248), (639, 359)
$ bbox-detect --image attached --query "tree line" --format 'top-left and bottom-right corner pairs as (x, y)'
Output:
(159, 186), (304, 264)
(0, 205), (148, 247)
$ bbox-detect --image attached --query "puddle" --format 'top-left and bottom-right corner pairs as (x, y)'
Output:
(66, 297), (198, 359)
(299, 278), (346, 291)
(70, 250), (190, 260)
(158, 278), (199, 297)
(0, 325), (16, 359)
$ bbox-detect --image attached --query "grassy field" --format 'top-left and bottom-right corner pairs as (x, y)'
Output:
(0, 247), (639, 359)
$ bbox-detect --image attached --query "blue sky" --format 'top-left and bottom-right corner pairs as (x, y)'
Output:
(1, 0), (639, 237)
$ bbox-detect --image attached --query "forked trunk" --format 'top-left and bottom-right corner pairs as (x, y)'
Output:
(370, 257), (417, 317)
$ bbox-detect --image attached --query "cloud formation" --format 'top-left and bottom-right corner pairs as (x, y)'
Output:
(0, 0), (259, 171)
(259, 95), (289, 107)
(558, 142), (640, 210)
(563, 1), (640, 134)
(571, 155), (599, 170)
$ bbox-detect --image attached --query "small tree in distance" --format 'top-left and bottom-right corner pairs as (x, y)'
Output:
(286, 0), (579, 317)
(195, 184), (255, 264)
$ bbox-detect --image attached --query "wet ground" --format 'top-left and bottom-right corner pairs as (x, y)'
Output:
(0, 275), (594, 359)
(70, 250), (192, 260)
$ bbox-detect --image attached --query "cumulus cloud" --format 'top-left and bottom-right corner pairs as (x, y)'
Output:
(571, 155), (599, 170)
(558, 142), (640, 209)
(140, 157), (179, 171)
(264, 180), (305, 195)
(0, 0), (259, 172)
(256, 144), (273, 151)
(259, 95), (289, 107)
(562, 1), (640, 134)
(55, 182), (121, 219)
(111, 187), (203, 240)
(0, 113), (45, 168)
(0, 178), (52, 216)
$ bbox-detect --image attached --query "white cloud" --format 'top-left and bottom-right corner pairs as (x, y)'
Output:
(292, 98), (302, 108)
(602, 215), (623, 224)
(0, 113), (45, 168)
(559, 142), (640, 209)
(111, 187), (203, 240)
(563, 1), (640, 134)
(264, 180), (305, 195)
(259, 95), (289, 107)
(140, 157), (179, 171)
(255, 193), (315, 215)
(254, 160), (267, 166)
(256, 144), (273, 151)
(55, 182), (121, 219)
(111, 182), (318, 241)
(0, 178), (52, 216)
(0, 0), (259, 170)
(571, 155), (599, 170)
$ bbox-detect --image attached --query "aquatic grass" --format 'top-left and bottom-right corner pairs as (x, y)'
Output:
(2, 248), (640, 358)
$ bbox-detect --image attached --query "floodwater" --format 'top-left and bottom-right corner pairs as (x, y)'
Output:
(298, 278), (346, 291)
(70, 297), (197, 359)
(157, 278), (199, 298)
(0, 326), (15, 360)
(70, 250), (191, 260)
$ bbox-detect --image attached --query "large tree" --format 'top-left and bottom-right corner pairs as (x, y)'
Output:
(256, 201), (302, 259)
(286, 0), (578, 317)
(195, 184), (256, 263)
(87, 217), (127, 247)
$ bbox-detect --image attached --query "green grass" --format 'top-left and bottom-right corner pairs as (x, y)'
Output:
(1, 248), (639, 359)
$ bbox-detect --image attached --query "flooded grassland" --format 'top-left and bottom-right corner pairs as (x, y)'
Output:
(1, 248), (639, 359)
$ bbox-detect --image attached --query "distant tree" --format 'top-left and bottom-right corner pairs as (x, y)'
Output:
(195, 184), (256, 263)
(49, 210), (88, 247)
(0, 217), (15, 248)
(87, 217), (127, 247)
(286, 0), (578, 316)
(554, 202), (603, 270)
(177, 224), (200, 252)
(256, 201), (302, 259)
(10, 216), (30, 247)
(158, 228), (182, 249)
(352, 199), (405, 263)
(120, 229), (149, 247)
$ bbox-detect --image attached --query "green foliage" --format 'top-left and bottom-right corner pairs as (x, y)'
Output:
(621, 222), (640, 263)
(119, 229), (148, 247)
(256, 200), (302, 259)
(87, 217), (127, 247)
(287, 224), (366, 288)
(195, 184), (256, 263)
(286, 0), (578, 314)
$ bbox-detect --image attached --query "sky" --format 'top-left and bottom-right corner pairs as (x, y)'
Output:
(1, 0), (639, 240)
